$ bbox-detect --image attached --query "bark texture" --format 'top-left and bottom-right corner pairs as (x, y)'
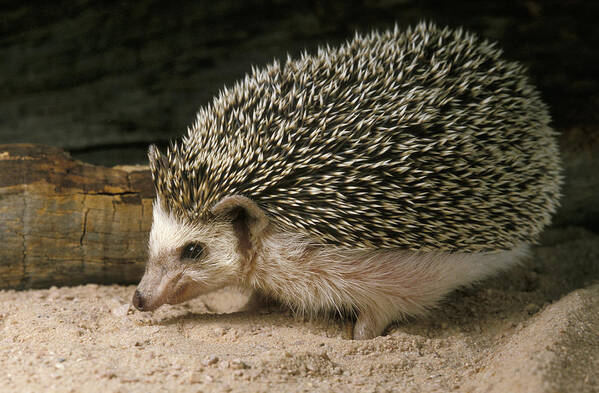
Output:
(0, 144), (153, 289)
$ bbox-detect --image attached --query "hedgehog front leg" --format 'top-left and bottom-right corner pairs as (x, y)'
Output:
(240, 290), (273, 312)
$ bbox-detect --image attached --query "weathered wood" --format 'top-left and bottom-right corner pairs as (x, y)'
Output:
(0, 144), (154, 289)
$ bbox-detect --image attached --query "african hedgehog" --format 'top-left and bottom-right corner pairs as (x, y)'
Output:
(132, 22), (562, 339)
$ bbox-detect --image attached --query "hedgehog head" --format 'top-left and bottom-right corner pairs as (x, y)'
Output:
(133, 146), (269, 311)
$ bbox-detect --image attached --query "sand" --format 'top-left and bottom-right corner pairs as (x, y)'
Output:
(1, 226), (598, 393)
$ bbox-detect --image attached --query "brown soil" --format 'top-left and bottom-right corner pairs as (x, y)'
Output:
(1, 226), (598, 393)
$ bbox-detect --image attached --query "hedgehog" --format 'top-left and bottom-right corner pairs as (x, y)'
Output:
(132, 22), (562, 339)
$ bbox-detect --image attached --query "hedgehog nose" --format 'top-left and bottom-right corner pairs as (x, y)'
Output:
(132, 289), (145, 311)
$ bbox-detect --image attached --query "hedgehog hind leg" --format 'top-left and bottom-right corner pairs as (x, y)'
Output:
(353, 303), (400, 340)
(351, 244), (531, 340)
(352, 295), (429, 339)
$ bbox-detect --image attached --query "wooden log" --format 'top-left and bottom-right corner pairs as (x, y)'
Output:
(0, 144), (154, 289)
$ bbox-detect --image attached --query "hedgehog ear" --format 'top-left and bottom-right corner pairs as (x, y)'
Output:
(211, 195), (269, 240)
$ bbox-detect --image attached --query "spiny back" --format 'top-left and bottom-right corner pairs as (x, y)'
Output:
(150, 22), (562, 252)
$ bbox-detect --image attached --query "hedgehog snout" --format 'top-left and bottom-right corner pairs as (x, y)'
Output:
(132, 261), (177, 312)
(132, 289), (145, 311)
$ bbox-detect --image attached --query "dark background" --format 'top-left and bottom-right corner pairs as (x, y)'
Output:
(2, 0), (597, 162)
(1, 0), (598, 227)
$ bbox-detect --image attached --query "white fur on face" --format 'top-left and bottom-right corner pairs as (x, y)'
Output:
(149, 198), (199, 259)
(136, 198), (243, 310)
(149, 198), (239, 268)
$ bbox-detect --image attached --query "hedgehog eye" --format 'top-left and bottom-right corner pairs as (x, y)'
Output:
(180, 242), (204, 260)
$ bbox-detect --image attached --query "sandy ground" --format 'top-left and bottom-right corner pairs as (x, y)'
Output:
(1, 226), (598, 393)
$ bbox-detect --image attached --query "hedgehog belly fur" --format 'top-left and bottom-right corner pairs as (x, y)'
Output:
(246, 227), (529, 339)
